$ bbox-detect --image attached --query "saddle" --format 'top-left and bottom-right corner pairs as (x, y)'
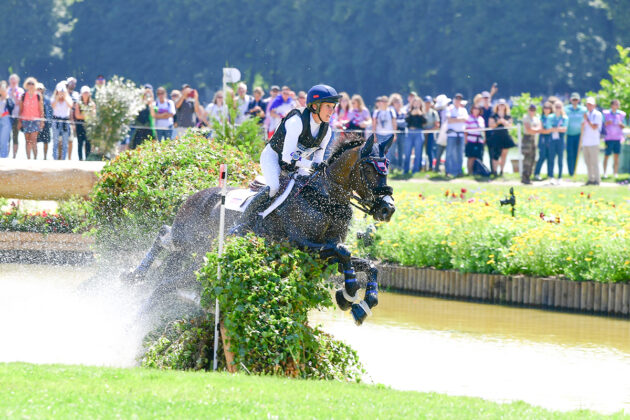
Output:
(226, 173), (300, 217)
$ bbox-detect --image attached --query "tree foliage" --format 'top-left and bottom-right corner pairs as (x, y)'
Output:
(590, 45), (630, 115)
(1, 1), (630, 101)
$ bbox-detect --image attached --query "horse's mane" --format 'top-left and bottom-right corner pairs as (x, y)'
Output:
(326, 134), (365, 165)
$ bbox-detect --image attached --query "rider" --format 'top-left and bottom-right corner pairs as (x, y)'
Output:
(234, 84), (341, 232)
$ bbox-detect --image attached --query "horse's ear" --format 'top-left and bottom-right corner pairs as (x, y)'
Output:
(378, 135), (395, 157)
(360, 134), (375, 158)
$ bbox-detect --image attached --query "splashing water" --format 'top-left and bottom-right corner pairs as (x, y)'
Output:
(0, 264), (149, 367)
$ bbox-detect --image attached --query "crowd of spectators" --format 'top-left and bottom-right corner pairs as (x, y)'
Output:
(0, 73), (626, 186)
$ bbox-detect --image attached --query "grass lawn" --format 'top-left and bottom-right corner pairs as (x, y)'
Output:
(1, 363), (624, 419)
(390, 178), (630, 205)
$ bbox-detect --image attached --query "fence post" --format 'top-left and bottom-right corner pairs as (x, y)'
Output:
(213, 163), (228, 371)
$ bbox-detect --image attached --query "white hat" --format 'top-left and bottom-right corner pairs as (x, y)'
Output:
(434, 94), (451, 110)
(80, 85), (91, 95)
(36, 82), (45, 91)
(585, 96), (596, 105)
(55, 81), (67, 92)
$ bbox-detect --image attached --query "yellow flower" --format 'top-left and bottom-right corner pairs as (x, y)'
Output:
(625, 261), (630, 266)
(585, 257), (592, 262)
(566, 257), (572, 261)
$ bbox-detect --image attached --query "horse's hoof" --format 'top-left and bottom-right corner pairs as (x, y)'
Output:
(365, 291), (379, 309)
(351, 300), (372, 326)
(335, 289), (354, 311)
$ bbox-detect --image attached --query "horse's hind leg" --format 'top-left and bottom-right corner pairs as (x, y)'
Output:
(122, 225), (172, 282)
(335, 262), (361, 311)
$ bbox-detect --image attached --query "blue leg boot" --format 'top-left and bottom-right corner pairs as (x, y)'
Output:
(335, 267), (360, 311)
(351, 281), (378, 326)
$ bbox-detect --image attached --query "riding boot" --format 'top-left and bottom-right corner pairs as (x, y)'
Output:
(230, 186), (270, 235)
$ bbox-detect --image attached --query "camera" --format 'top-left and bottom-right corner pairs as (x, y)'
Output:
(188, 89), (196, 98)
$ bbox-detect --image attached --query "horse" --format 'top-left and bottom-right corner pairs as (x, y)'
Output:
(127, 134), (396, 325)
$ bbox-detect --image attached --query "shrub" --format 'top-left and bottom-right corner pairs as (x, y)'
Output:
(0, 198), (88, 234)
(195, 235), (364, 380)
(355, 188), (630, 283)
(85, 76), (145, 156)
(84, 131), (259, 256)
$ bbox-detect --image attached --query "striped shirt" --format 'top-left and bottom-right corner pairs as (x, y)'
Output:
(465, 115), (485, 143)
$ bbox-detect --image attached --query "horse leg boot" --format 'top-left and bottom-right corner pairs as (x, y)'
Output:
(230, 186), (270, 235)
(349, 259), (379, 326)
(121, 225), (171, 283)
(335, 262), (360, 311)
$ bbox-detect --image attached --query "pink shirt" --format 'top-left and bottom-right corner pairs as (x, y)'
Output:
(603, 109), (626, 141)
(21, 92), (40, 121)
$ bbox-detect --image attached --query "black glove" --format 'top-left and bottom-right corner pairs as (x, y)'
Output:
(311, 161), (328, 171)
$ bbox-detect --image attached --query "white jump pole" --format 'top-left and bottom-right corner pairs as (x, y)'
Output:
(213, 163), (228, 371)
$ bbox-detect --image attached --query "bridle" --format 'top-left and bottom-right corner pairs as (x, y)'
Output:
(349, 156), (393, 217)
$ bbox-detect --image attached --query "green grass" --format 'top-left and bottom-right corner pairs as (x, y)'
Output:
(1, 363), (625, 419)
(390, 179), (630, 205)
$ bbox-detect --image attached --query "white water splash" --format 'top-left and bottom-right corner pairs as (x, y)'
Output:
(0, 264), (147, 367)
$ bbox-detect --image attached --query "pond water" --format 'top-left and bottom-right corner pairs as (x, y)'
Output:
(1, 263), (629, 414)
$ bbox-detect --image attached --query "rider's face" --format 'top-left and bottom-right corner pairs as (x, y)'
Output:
(317, 102), (336, 123)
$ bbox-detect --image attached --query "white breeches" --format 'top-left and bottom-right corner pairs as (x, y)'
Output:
(260, 145), (282, 196)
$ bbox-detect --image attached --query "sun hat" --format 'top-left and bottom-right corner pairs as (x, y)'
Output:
(80, 85), (91, 94)
(585, 97), (596, 105)
(570, 92), (581, 101)
(434, 94), (451, 109)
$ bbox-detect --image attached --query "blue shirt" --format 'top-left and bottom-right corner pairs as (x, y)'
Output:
(547, 114), (568, 140)
(564, 104), (586, 136)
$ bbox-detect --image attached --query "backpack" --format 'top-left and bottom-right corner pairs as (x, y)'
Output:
(473, 158), (492, 177)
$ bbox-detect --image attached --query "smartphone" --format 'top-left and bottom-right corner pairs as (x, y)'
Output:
(188, 89), (196, 98)
(492, 82), (498, 89)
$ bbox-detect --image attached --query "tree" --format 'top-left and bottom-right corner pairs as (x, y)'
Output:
(590, 45), (630, 115)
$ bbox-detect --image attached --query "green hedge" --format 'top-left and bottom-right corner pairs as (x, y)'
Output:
(85, 131), (260, 255)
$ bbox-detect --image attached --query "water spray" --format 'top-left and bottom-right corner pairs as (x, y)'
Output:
(213, 164), (227, 370)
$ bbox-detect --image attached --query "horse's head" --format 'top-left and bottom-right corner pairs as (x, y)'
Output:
(327, 134), (396, 222)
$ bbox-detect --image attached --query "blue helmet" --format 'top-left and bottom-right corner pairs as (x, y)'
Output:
(307, 84), (341, 110)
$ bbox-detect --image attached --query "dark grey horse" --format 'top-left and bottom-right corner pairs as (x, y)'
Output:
(127, 134), (395, 325)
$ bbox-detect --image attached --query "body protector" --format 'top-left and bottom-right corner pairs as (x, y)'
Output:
(269, 107), (329, 171)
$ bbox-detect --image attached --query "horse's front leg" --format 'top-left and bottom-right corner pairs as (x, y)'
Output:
(350, 257), (379, 322)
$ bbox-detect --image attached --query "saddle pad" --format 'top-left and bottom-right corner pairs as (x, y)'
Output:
(225, 189), (257, 212)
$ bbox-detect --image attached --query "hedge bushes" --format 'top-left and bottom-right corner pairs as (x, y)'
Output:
(143, 235), (364, 380)
(85, 131), (260, 255)
(357, 188), (630, 283)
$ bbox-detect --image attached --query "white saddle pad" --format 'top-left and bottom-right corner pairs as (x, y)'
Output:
(224, 178), (296, 219)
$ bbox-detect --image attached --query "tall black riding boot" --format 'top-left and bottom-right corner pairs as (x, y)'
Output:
(230, 186), (270, 235)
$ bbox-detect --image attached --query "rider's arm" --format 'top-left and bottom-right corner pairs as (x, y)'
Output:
(281, 115), (312, 169)
(311, 126), (332, 164)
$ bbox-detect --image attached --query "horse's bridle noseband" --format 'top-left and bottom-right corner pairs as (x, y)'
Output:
(350, 156), (394, 216)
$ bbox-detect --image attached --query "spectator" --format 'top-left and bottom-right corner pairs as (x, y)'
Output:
(521, 104), (542, 184)
(7, 74), (23, 158)
(488, 99), (514, 176)
(389, 93), (407, 169)
(19, 77), (44, 160)
(422, 96), (439, 171)
(235, 82), (251, 124)
(372, 96), (397, 149)
(174, 84), (204, 137)
(268, 85), (296, 138)
(36, 83), (52, 159)
(333, 92), (351, 133)
(602, 99), (625, 178)
(205, 90), (228, 125)
(534, 101), (553, 180)
(246, 86), (266, 123)
(348, 94), (372, 137)
(565, 92), (586, 177)
(66, 77), (80, 159)
(445, 93), (468, 177)
(464, 104), (485, 175)
(94, 74), (106, 91)
(131, 87), (157, 149)
(403, 91), (418, 114)
(297, 90), (307, 108)
(170, 89), (181, 128)
(263, 85), (280, 136)
(0, 81), (15, 158)
(545, 101), (568, 184)
(154, 86), (175, 141)
(581, 97), (603, 185)
(74, 86), (95, 160)
(433, 94), (451, 173)
(404, 96), (426, 174)
(51, 82), (73, 160)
